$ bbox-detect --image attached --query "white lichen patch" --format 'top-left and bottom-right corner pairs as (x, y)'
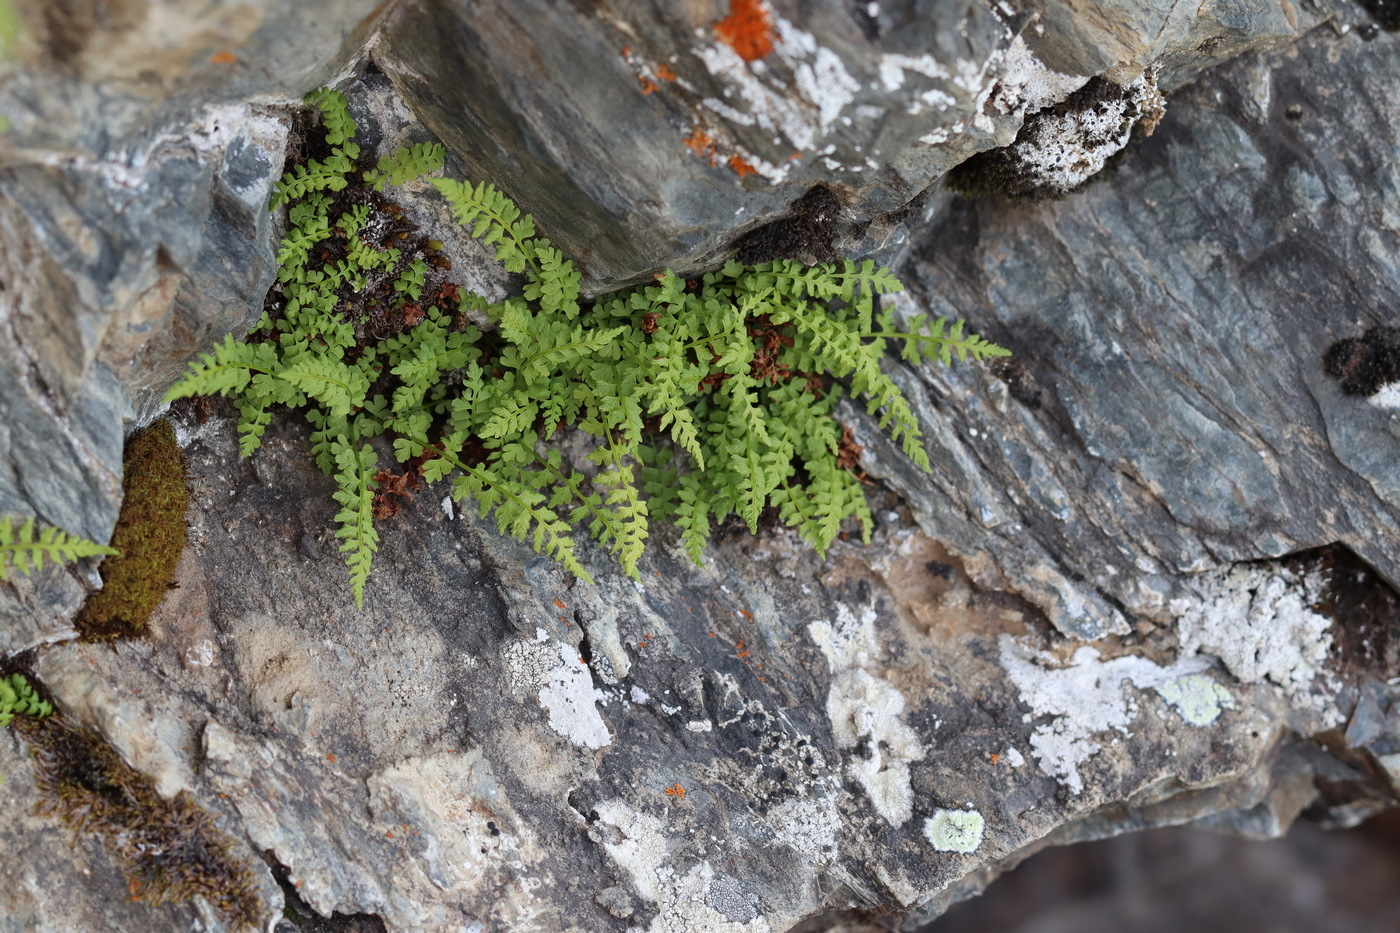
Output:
(924, 808), (985, 854)
(593, 801), (771, 932)
(998, 635), (1214, 795)
(366, 750), (520, 895)
(1001, 68), (1164, 194)
(1171, 564), (1337, 715)
(1369, 381), (1400, 409)
(500, 638), (611, 749)
(808, 602), (879, 669)
(767, 795), (840, 862)
(984, 35), (1090, 118)
(809, 604), (924, 825)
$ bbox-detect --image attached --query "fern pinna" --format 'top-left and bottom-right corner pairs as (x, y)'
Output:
(0, 515), (119, 583)
(167, 86), (1009, 607)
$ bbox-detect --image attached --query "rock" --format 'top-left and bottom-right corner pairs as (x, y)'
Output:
(868, 8), (1400, 643)
(0, 403), (1351, 932)
(3, 2), (1400, 932)
(0, 0), (1346, 655)
(0, 0), (375, 651)
(375, 0), (1333, 286)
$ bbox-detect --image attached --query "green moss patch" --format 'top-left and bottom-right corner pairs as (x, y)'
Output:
(76, 419), (189, 641)
(18, 715), (262, 928)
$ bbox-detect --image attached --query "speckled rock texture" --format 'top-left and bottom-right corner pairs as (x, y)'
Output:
(373, 0), (1329, 285)
(4, 1), (1400, 932)
(0, 404), (1358, 933)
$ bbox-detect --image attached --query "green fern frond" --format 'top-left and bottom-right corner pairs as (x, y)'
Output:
(453, 463), (593, 584)
(364, 142), (445, 191)
(330, 439), (379, 609)
(165, 335), (281, 404)
(480, 395), (539, 440)
(638, 444), (680, 522)
(431, 178), (538, 275)
(184, 84), (1012, 605)
(394, 257), (427, 300)
(305, 87), (357, 147)
(584, 432), (648, 577)
(271, 151), (356, 208)
(0, 516), (118, 583)
(278, 357), (372, 417)
(0, 673), (54, 727)
(881, 314), (1013, 365)
(523, 241), (581, 319)
(675, 472), (714, 566)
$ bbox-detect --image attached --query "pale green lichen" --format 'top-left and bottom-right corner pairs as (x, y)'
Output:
(1156, 673), (1234, 726)
(923, 808), (984, 854)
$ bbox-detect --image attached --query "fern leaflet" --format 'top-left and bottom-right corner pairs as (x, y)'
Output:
(0, 515), (118, 582)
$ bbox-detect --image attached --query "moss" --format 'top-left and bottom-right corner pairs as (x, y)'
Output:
(17, 715), (262, 928)
(1324, 325), (1400, 396)
(732, 185), (846, 264)
(1359, 0), (1400, 30)
(76, 419), (189, 641)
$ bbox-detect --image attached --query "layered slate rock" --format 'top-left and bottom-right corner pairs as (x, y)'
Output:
(4, 20), (1400, 930)
(4, 2), (1400, 932)
(0, 0), (1341, 649)
(375, 0), (1329, 285)
(869, 15), (1400, 642)
(0, 0), (385, 651)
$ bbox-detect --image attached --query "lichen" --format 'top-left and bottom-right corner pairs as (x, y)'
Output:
(18, 715), (262, 928)
(945, 69), (1165, 199)
(75, 419), (189, 641)
(1171, 564), (1335, 703)
(923, 808), (984, 854)
(1156, 673), (1234, 726)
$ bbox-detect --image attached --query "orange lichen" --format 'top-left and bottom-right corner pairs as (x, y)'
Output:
(655, 63), (677, 82)
(210, 51), (236, 65)
(683, 128), (718, 165)
(727, 155), (759, 177)
(664, 783), (687, 799)
(715, 0), (774, 62)
(638, 77), (659, 95)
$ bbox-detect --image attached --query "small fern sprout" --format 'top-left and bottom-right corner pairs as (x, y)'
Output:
(0, 673), (54, 727)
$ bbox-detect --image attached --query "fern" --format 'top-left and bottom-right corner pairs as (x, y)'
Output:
(0, 673), (53, 727)
(364, 142), (445, 191)
(167, 85), (1009, 606)
(453, 462), (592, 584)
(330, 439), (379, 609)
(878, 312), (1014, 366)
(304, 87), (357, 147)
(0, 515), (118, 582)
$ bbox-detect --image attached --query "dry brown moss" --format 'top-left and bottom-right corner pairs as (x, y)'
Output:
(19, 715), (262, 928)
(76, 419), (189, 641)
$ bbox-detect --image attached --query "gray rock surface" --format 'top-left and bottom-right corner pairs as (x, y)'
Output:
(3, 2), (1400, 932)
(375, 0), (1331, 286)
(867, 13), (1400, 643)
(0, 403), (1357, 932)
(0, 0), (384, 652)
